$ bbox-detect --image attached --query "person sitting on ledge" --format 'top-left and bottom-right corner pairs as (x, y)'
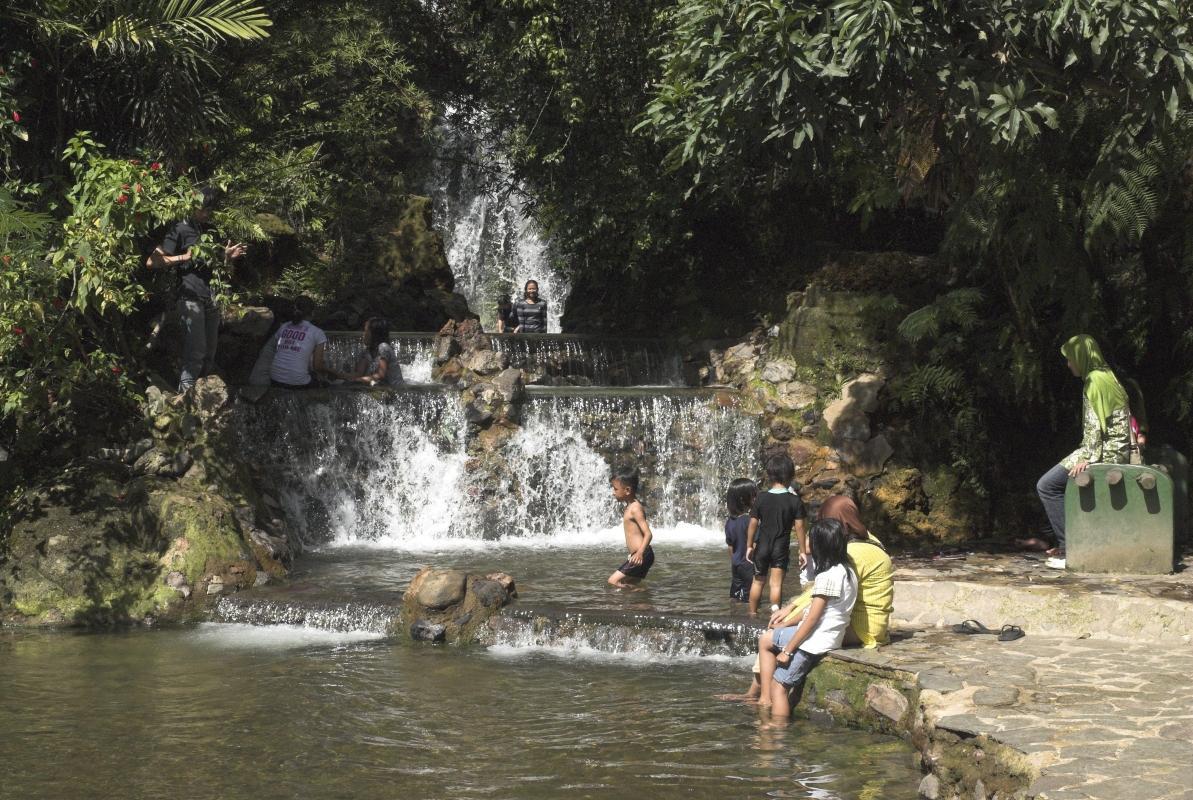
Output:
(718, 494), (893, 704)
(269, 296), (334, 390)
(1032, 334), (1131, 570)
(339, 316), (403, 387)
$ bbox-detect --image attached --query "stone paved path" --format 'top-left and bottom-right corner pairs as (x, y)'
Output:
(895, 549), (1193, 604)
(835, 629), (1193, 799)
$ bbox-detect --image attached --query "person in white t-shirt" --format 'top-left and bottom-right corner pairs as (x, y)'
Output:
(269, 296), (332, 389)
(756, 518), (857, 720)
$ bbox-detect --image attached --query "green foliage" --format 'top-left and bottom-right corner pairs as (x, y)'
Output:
(1, 137), (200, 456)
(2, 0), (270, 169)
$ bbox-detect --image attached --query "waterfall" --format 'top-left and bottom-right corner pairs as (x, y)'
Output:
(235, 388), (759, 547)
(429, 116), (568, 332)
(213, 595), (397, 634)
(491, 336), (684, 386)
(502, 388), (759, 536)
(236, 388), (472, 546)
(324, 331), (684, 387)
(323, 333), (437, 384)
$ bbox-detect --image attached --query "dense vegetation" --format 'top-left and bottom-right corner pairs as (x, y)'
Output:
(3, 0), (1193, 518)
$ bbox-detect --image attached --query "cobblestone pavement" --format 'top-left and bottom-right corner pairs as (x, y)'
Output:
(835, 629), (1193, 800)
(894, 547), (1193, 604)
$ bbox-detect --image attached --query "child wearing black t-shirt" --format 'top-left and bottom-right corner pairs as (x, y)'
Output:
(746, 454), (807, 615)
(724, 478), (758, 601)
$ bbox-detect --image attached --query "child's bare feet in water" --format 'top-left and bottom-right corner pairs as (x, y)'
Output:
(714, 692), (760, 704)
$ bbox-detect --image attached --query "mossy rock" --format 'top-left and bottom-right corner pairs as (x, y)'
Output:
(0, 459), (268, 627)
(0, 464), (169, 626)
(151, 487), (256, 593)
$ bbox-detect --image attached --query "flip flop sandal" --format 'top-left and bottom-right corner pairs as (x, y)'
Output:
(952, 619), (995, 635)
(998, 625), (1025, 642)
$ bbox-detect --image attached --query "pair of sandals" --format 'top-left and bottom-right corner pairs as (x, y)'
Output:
(952, 619), (1025, 641)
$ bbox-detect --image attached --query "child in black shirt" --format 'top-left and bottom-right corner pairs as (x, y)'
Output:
(746, 454), (807, 615)
(724, 478), (758, 601)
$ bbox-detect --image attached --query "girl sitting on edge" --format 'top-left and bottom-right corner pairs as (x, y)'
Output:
(755, 518), (857, 720)
(340, 316), (403, 387)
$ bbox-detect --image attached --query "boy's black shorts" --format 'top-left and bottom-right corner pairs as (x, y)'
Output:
(617, 545), (655, 579)
(753, 536), (791, 576)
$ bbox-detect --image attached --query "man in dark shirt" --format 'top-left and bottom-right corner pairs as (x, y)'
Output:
(146, 188), (246, 392)
(512, 279), (548, 333)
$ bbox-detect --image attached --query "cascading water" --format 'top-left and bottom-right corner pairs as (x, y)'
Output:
(235, 387), (759, 547)
(501, 388), (759, 537)
(324, 331), (684, 387)
(429, 116), (568, 332)
(322, 333), (437, 384)
(236, 388), (471, 546)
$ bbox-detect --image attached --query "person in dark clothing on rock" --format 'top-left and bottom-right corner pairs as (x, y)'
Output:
(146, 187), (246, 393)
(512, 279), (548, 333)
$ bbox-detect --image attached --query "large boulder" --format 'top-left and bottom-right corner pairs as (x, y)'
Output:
(400, 567), (517, 644)
(0, 464), (261, 626)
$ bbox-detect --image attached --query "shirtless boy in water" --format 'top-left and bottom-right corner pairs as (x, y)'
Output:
(607, 466), (655, 589)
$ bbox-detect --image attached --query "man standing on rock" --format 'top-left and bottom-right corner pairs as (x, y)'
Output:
(146, 187), (246, 393)
(512, 279), (548, 333)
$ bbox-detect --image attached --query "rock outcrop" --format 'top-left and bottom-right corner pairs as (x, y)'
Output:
(325, 194), (475, 331)
(400, 567), (517, 645)
(704, 255), (982, 546)
(0, 375), (294, 627)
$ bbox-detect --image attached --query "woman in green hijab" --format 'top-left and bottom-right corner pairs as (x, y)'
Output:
(1035, 335), (1132, 569)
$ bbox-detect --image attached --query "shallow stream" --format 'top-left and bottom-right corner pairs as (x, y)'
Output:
(0, 623), (918, 799)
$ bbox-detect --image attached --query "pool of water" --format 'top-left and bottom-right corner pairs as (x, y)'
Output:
(0, 625), (918, 799)
(294, 525), (807, 617)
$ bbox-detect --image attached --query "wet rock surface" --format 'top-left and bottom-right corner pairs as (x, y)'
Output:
(0, 375), (295, 627)
(401, 567), (516, 645)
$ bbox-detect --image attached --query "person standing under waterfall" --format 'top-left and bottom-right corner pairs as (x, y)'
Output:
(608, 465), (655, 589)
(512, 280), (548, 333)
(145, 187), (246, 393)
(1034, 334), (1132, 570)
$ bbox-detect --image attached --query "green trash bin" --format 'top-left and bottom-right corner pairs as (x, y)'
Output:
(1064, 464), (1175, 574)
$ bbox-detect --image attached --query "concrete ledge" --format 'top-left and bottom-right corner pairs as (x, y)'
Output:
(893, 579), (1193, 643)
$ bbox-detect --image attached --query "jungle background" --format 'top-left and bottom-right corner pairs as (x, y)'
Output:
(3, 0), (1193, 537)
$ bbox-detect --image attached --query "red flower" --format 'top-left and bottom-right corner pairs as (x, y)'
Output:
(110, 365), (123, 375)
(134, 183), (142, 194)
(121, 183), (130, 189)
(11, 111), (19, 123)
(116, 194), (128, 204)
(11, 326), (24, 335)
(150, 162), (161, 171)
(52, 298), (64, 310)
(1, 254), (10, 265)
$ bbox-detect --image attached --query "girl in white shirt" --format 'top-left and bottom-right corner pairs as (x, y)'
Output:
(756, 518), (857, 719)
(269, 297), (332, 389)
